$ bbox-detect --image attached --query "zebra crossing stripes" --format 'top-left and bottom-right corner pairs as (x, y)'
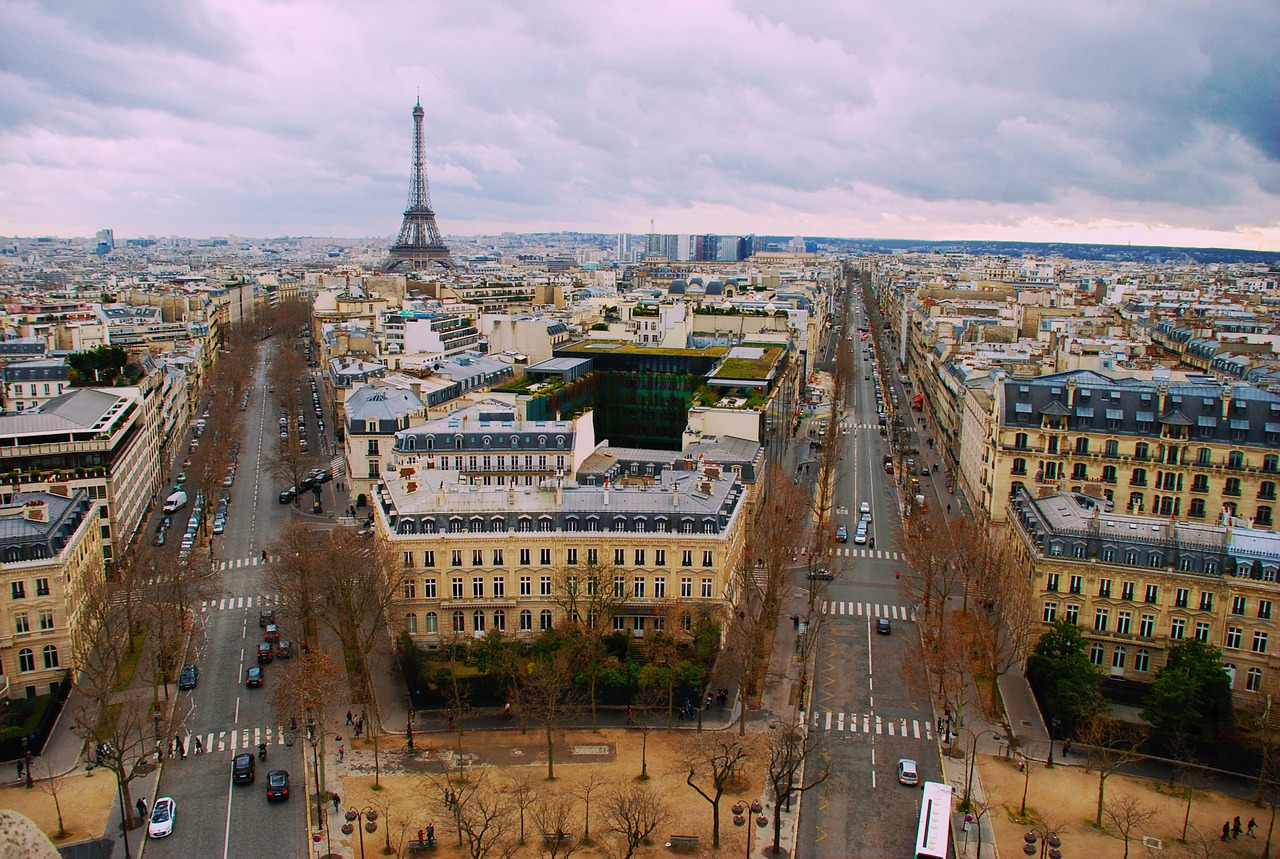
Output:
(796, 548), (903, 560)
(176, 725), (288, 755)
(798, 712), (934, 742)
(199, 594), (282, 612)
(216, 555), (271, 571)
(820, 601), (915, 622)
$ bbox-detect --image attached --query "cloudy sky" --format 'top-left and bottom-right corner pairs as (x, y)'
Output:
(2, 0), (1278, 249)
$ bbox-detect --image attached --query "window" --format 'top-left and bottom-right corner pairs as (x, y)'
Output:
(654, 577), (666, 598)
(18, 649), (34, 672)
(633, 577), (645, 598)
(35, 578), (49, 597)
(1105, 439), (1119, 457)
(1094, 608), (1109, 632)
(1014, 432), (1029, 450)
(613, 576), (625, 598)
(540, 576), (552, 596)
(679, 577), (692, 598)
(1089, 643), (1104, 666)
(493, 609), (506, 632)
(1116, 611), (1131, 634)
(472, 577), (484, 599)
(1065, 604), (1080, 624)
(1145, 585), (1159, 604)
(1265, 454), (1280, 473)
(424, 612), (438, 634)
(520, 549), (530, 566)
(520, 576), (531, 596)
(1254, 631), (1269, 654)
(424, 579), (437, 599)
(424, 551), (436, 568)
(403, 580), (416, 599)
(38, 609), (53, 631)
(1012, 458), (1027, 476)
(1225, 477), (1242, 497)
(1259, 507), (1274, 527)
(540, 609), (553, 630)
(14, 612), (29, 634)
(1102, 465), (1117, 484)
(614, 549), (625, 566)
(1046, 573), (1060, 592)
(1191, 474), (1209, 493)
(587, 549), (598, 566)
(1043, 602), (1058, 622)
(1227, 627), (1242, 649)
(1140, 614), (1155, 637)
(1098, 579), (1112, 598)
(541, 549), (551, 565)
(566, 549), (577, 566)
(1170, 619), (1186, 640)
(1122, 581), (1135, 601)
(1189, 498), (1206, 518)
(1175, 588), (1189, 608)
(473, 611), (485, 633)
(493, 577), (505, 598)
(1135, 649), (1150, 673)
(682, 550), (693, 567)
(451, 550), (462, 567)
(1131, 468), (1147, 487)
(1075, 437), (1090, 455)
(1069, 575), (1082, 595)
(701, 578), (713, 598)
(405, 613), (418, 635)
(1194, 622), (1211, 642)
(1229, 450), (1245, 469)
(1248, 668), (1264, 692)
(655, 549), (666, 567)
(452, 611), (465, 633)
(703, 551), (714, 568)
(451, 578), (464, 599)
(1134, 442), (1149, 460)
(1112, 647), (1126, 670)
(1199, 592), (1214, 611)
(520, 610), (532, 631)
(635, 549), (645, 566)
(493, 549), (504, 566)
(1072, 463), (1088, 480)
(1261, 600), (1273, 620)
(11, 581), (25, 600)
(472, 549), (483, 566)
(1232, 596), (1247, 616)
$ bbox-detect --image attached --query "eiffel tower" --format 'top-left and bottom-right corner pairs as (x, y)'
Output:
(383, 98), (454, 272)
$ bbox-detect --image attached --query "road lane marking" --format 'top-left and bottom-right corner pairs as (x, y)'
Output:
(824, 712), (832, 731)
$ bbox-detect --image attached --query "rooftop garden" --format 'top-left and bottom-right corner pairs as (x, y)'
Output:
(711, 346), (784, 381)
(561, 339), (726, 358)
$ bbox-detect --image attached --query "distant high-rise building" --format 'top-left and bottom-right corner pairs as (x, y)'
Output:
(94, 228), (114, 256)
(383, 99), (454, 272)
(616, 233), (632, 261)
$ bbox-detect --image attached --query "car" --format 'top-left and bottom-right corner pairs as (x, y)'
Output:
(835, 524), (848, 543)
(897, 758), (917, 785)
(807, 568), (834, 581)
(245, 666), (264, 687)
(854, 525), (868, 545)
(266, 769), (290, 801)
(278, 488), (296, 503)
(259, 609), (275, 627)
(257, 642), (275, 664)
(148, 796), (176, 837)
(864, 375), (870, 380)
(232, 753), (255, 784)
(276, 640), (293, 659)
(178, 663), (198, 689)
(263, 624), (280, 643)
(877, 617), (892, 635)
(223, 474), (235, 487)
(212, 517), (225, 535)
(299, 439), (309, 451)
(153, 531), (167, 547)
(921, 466), (930, 477)
(176, 472), (187, 484)
(279, 430), (288, 439)
(859, 502), (871, 517)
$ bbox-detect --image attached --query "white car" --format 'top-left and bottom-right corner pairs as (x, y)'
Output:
(148, 796), (176, 838)
(854, 524), (868, 545)
(897, 759), (919, 786)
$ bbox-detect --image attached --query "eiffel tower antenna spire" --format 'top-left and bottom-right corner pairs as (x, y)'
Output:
(383, 98), (454, 272)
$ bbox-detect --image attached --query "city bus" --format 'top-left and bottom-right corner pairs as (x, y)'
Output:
(914, 781), (952, 859)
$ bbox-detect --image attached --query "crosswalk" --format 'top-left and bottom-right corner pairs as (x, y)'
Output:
(821, 601), (915, 621)
(799, 711), (934, 742)
(216, 555), (270, 571)
(174, 724), (290, 756)
(199, 594), (282, 612)
(797, 547), (903, 560)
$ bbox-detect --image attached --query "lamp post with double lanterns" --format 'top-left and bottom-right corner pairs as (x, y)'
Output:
(732, 800), (766, 859)
(1023, 824), (1064, 858)
(343, 806), (379, 859)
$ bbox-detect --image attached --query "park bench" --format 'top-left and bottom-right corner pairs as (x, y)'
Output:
(406, 839), (436, 852)
(543, 832), (572, 846)
(667, 835), (700, 851)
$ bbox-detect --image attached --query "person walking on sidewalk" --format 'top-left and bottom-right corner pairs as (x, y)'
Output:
(1233, 817), (1242, 839)
(337, 744), (345, 762)
(136, 797), (148, 820)
(1249, 818), (1258, 837)
(346, 710), (354, 726)
(331, 792), (341, 813)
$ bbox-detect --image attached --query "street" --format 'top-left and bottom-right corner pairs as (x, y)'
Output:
(796, 297), (940, 858)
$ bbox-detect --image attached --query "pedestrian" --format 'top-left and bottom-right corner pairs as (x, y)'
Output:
(443, 788), (452, 807)
(1062, 739), (1071, 757)
(426, 823), (435, 843)
(332, 792), (341, 813)
(15, 761), (22, 781)
(167, 740), (175, 759)
(346, 710), (354, 726)
(1233, 817), (1242, 839)
(706, 693), (714, 710)
(194, 736), (204, 755)
(1222, 822), (1231, 841)
(418, 828), (426, 845)
(137, 797), (148, 819)
(357, 716), (364, 734)
(1249, 818), (1258, 837)
(337, 744), (345, 762)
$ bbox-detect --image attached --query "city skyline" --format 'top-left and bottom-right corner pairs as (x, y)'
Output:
(2, 0), (1278, 251)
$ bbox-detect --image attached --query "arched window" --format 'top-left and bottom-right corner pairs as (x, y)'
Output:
(520, 610), (533, 631)
(483, 436), (492, 449)
(493, 609), (506, 632)
(455, 435), (465, 450)
(556, 436), (565, 447)
(473, 611), (486, 633)
(510, 436), (519, 449)
(1134, 649), (1150, 672)
(405, 613), (419, 635)
(1111, 646), (1126, 670)
(424, 612), (438, 634)
(18, 648), (34, 672)
(1248, 667), (1264, 692)
(426, 437), (435, 450)
(1089, 643), (1104, 665)
(451, 610), (465, 633)
(404, 436), (417, 451)
(539, 609), (553, 630)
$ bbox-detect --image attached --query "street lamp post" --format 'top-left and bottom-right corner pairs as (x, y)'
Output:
(1023, 824), (1064, 858)
(959, 728), (1003, 810)
(732, 800), (766, 859)
(1046, 717), (1060, 768)
(343, 806), (379, 859)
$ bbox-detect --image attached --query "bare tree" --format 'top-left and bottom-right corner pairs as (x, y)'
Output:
(1081, 718), (1147, 827)
(1102, 793), (1157, 859)
(518, 651), (582, 780)
(684, 735), (751, 848)
(632, 685), (665, 780)
(509, 774), (540, 845)
(32, 756), (68, 839)
(573, 773), (607, 846)
(455, 777), (518, 859)
(268, 648), (345, 797)
(552, 561), (628, 731)
(765, 718), (832, 855)
(603, 783), (668, 859)
(1176, 824), (1230, 859)
(531, 795), (582, 859)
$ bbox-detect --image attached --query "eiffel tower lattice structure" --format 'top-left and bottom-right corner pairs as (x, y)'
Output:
(383, 99), (454, 272)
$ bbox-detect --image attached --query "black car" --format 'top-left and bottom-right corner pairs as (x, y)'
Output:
(876, 617), (892, 635)
(232, 753), (255, 784)
(807, 568), (834, 581)
(278, 487), (296, 504)
(178, 663), (198, 690)
(266, 770), (290, 801)
(258, 609), (275, 628)
(245, 666), (264, 687)
(257, 643), (274, 664)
